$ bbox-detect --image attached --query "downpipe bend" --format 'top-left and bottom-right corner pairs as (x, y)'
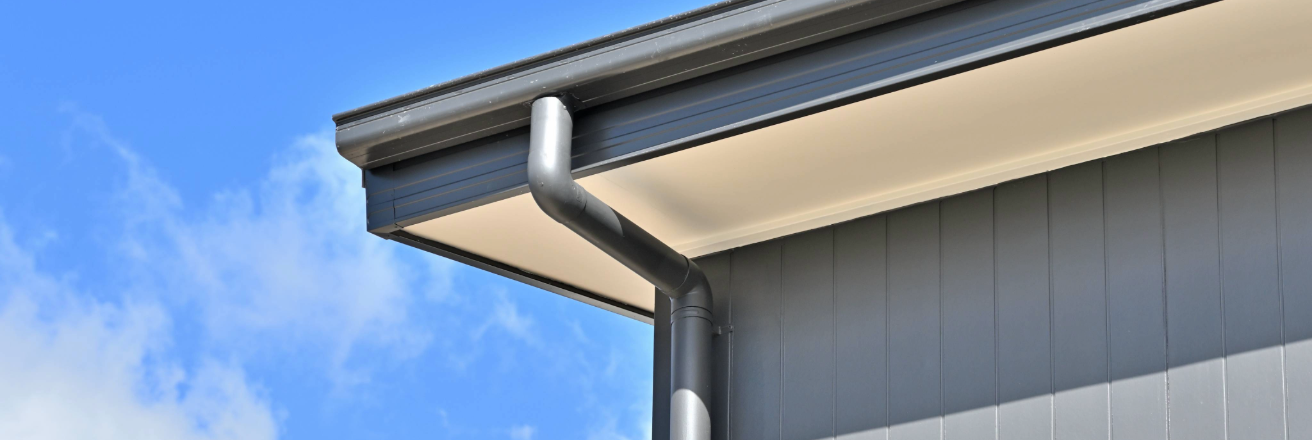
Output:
(527, 96), (713, 440)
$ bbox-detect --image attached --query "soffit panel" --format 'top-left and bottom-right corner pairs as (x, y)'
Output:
(405, 0), (1312, 312)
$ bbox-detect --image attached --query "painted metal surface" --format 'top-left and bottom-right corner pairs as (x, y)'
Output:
(656, 106), (1312, 440)
(361, 0), (1217, 234)
(333, 0), (962, 168)
(526, 97), (714, 440)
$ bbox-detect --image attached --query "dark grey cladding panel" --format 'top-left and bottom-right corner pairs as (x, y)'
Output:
(780, 229), (836, 440)
(1103, 147), (1168, 439)
(659, 106), (1312, 440)
(1217, 119), (1287, 440)
(1160, 135), (1226, 440)
(362, 0), (1216, 233)
(1275, 108), (1312, 440)
(1047, 161), (1109, 439)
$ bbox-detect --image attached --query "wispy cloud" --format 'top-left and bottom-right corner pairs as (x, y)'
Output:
(474, 290), (537, 345)
(56, 109), (444, 390)
(509, 424), (537, 440)
(0, 108), (653, 440)
(0, 109), (459, 438)
(0, 216), (278, 440)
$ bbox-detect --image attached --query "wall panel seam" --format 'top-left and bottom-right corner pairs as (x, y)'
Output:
(886, 215), (892, 440)
(728, 250), (735, 440)
(939, 202), (946, 440)
(1157, 146), (1174, 440)
(993, 188), (1001, 440)
(1272, 117), (1291, 440)
(1047, 172), (1057, 440)
(771, 241), (781, 440)
(1214, 131), (1231, 440)
(1102, 159), (1114, 440)
(833, 226), (839, 440)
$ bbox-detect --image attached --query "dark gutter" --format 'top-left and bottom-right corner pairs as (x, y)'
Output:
(332, 0), (759, 125)
(333, 0), (966, 168)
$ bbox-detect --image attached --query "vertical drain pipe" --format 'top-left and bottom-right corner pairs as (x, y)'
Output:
(527, 96), (713, 440)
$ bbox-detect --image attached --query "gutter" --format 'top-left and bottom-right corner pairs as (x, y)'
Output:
(332, 0), (964, 168)
(527, 96), (713, 439)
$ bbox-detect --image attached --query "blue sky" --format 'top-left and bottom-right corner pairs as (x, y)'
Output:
(0, 1), (709, 439)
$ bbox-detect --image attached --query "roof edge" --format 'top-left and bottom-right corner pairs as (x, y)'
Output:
(333, 0), (965, 168)
(332, 0), (759, 124)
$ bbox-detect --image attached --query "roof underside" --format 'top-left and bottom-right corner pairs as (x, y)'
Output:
(398, 0), (1312, 314)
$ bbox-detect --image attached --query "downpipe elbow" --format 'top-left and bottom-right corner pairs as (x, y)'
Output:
(526, 96), (588, 224)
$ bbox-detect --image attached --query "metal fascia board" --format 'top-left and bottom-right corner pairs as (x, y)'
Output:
(365, 0), (1221, 235)
(371, 0), (1223, 320)
(333, 0), (964, 168)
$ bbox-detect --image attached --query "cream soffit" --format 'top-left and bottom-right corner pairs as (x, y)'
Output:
(405, 0), (1312, 312)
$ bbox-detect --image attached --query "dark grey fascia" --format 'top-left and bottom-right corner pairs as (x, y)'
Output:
(333, 0), (967, 168)
(344, 0), (1221, 321)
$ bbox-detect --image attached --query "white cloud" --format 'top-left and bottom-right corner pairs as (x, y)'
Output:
(509, 424), (537, 440)
(474, 290), (537, 345)
(0, 216), (277, 440)
(0, 109), (463, 438)
(585, 414), (642, 440)
(57, 110), (446, 390)
(5, 108), (655, 440)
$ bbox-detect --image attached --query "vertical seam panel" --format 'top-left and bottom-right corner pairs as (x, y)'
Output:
(778, 241), (785, 440)
(1272, 117), (1291, 440)
(1217, 132), (1228, 440)
(727, 250), (735, 440)
(1158, 146), (1173, 440)
(1216, 131), (1231, 440)
(1102, 159), (1114, 440)
(1044, 174), (1054, 438)
(938, 202), (946, 440)
(991, 189), (998, 440)
(832, 227), (838, 440)
(886, 216), (892, 440)
(1047, 174), (1057, 440)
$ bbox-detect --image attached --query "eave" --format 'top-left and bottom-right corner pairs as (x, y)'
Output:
(332, 0), (966, 168)
(333, 0), (1312, 321)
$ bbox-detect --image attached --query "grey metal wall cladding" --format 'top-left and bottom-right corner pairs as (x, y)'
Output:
(653, 106), (1312, 440)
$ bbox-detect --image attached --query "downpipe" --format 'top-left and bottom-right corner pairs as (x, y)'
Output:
(527, 96), (713, 440)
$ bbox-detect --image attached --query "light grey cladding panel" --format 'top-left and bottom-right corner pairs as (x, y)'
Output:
(994, 176), (1051, 440)
(729, 241), (783, 440)
(698, 252), (733, 440)
(887, 203), (941, 440)
(1104, 147), (1168, 440)
(1278, 107), (1312, 440)
(1159, 135), (1226, 440)
(1218, 120), (1287, 440)
(781, 229), (837, 440)
(834, 216), (889, 440)
(940, 190), (996, 440)
(1048, 162), (1109, 440)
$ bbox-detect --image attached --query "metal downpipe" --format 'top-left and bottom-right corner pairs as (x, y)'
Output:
(527, 96), (713, 440)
